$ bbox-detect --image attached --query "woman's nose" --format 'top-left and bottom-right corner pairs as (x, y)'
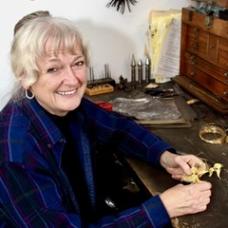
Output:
(65, 66), (80, 84)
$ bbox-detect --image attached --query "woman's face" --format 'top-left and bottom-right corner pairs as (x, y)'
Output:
(30, 42), (87, 116)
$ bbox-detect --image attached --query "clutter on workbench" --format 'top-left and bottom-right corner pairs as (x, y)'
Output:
(130, 55), (152, 89)
(86, 64), (116, 96)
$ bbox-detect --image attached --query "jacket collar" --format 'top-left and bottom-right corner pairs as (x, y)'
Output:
(21, 98), (67, 167)
(21, 98), (84, 212)
(21, 98), (88, 167)
(22, 98), (63, 147)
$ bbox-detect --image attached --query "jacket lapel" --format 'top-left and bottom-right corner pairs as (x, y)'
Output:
(22, 98), (80, 212)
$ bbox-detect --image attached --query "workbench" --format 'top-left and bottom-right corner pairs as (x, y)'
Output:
(127, 100), (228, 228)
(87, 84), (228, 228)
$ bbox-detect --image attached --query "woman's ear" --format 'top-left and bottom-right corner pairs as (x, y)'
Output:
(20, 75), (30, 90)
(20, 77), (29, 90)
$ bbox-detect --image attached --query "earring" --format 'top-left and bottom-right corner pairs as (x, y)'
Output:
(25, 90), (34, 100)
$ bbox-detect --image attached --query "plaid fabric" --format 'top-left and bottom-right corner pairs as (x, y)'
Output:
(0, 97), (173, 227)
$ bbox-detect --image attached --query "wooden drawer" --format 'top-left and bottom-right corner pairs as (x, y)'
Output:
(178, 7), (228, 112)
(183, 24), (228, 69)
(183, 52), (228, 84)
(183, 62), (228, 101)
(182, 8), (228, 39)
(174, 75), (228, 113)
(218, 38), (228, 68)
(186, 26), (209, 57)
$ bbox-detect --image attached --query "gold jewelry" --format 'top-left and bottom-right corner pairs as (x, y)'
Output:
(199, 123), (227, 144)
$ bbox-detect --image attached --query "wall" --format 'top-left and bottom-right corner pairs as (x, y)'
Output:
(0, 0), (190, 109)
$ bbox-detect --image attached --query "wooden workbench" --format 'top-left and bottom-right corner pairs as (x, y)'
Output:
(142, 103), (228, 228)
(128, 101), (228, 228)
(88, 85), (228, 228)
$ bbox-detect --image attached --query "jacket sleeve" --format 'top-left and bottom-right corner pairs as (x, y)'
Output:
(0, 163), (171, 227)
(83, 98), (176, 166)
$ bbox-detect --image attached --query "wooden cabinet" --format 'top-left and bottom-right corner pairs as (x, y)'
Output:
(215, 0), (228, 8)
(175, 7), (228, 113)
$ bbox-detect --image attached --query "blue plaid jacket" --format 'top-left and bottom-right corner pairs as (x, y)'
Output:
(0, 97), (174, 227)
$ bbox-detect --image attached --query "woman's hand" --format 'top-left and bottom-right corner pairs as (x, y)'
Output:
(160, 181), (212, 218)
(160, 151), (206, 180)
(159, 151), (211, 218)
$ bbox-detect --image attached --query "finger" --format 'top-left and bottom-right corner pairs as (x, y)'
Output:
(196, 205), (207, 212)
(187, 156), (206, 169)
(166, 167), (184, 175)
(171, 174), (183, 180)
(175, 156), (192, 175)
(176, 155), (207, 175)
(192, 181), (212, 191)
(199, 196), (211, 205)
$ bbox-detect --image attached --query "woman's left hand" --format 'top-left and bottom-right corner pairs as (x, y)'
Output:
(160, 151), (206, 180)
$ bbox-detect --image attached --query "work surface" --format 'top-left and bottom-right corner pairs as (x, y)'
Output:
(149, 109), (227, 228)
(88, 85), (228, 228)
(127, 109), (228, 228)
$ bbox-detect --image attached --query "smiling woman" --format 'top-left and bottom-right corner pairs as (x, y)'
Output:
(11, 16), (88, 116)
(32, 50), (87, 116)
(11, 17), (88, 90)
(0, 12), (212, 227)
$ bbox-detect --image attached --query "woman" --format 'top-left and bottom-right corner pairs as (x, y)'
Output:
(0, 15), (211, 227)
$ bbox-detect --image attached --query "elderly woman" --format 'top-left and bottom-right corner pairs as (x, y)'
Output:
(0, 15), (211, 227)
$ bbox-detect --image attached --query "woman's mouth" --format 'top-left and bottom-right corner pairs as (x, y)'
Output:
(56, 89), (77, 96)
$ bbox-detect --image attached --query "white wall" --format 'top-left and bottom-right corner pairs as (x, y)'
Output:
(0, 0), (190, 109)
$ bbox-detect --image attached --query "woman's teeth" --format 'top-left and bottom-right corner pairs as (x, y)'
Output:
(57, 89), (77, 95)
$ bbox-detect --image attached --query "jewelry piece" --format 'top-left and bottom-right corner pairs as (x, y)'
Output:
(182, 162), (223, 183)
(199, 123), (227, 144)
(25, 90), (35, 100)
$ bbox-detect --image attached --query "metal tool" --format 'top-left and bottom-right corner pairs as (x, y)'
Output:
(137, 59), (143, 86)
(131, 54), (136, 88)
(89, 66), (95, 87)
(104, 64), (111, 79)
(145, 56), (151, 83)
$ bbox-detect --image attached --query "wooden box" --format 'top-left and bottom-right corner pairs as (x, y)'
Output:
(175, 7), (228, 113)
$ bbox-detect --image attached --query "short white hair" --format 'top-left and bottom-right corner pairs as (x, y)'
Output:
(11, 16), (88, 89)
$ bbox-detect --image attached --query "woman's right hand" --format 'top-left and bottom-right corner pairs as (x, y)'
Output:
(160, 181), (212, 218)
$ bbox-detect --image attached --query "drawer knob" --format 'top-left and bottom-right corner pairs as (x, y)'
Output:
(224, 72), (228, 77)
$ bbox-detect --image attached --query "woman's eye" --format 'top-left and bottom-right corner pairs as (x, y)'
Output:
(73, 60), (85, 67)
(47, 67), (58, 73)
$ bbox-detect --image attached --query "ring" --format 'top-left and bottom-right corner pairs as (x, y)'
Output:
(199, 123), (227, 144)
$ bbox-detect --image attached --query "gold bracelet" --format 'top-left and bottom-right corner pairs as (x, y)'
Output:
(199, 123), (227, 144)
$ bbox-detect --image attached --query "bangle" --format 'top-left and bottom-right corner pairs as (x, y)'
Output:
(199, 123), (227, 144)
